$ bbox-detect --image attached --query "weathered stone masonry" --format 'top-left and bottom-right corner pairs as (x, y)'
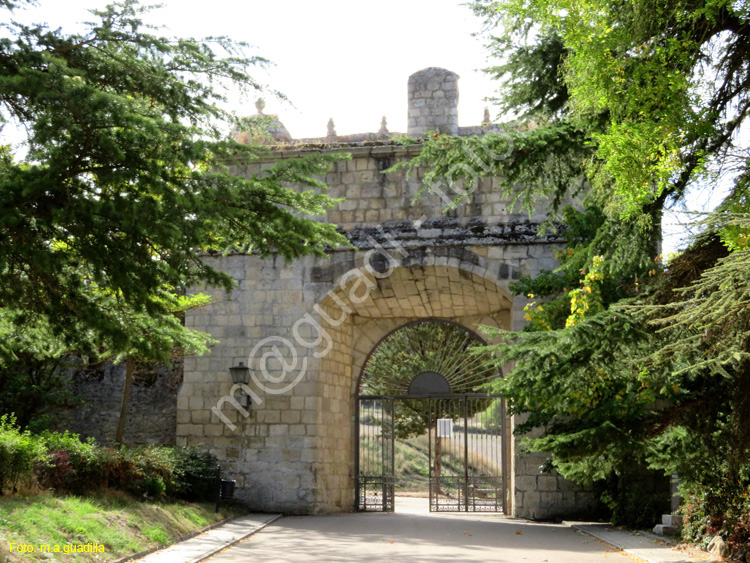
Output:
(177, 68), (598, 518)
(56, 358), (181, 447)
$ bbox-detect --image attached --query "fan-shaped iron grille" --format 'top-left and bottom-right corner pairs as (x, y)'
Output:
(360, 320), (497, 397)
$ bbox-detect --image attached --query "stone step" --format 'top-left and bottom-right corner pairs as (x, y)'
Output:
(652, 523), (682, 536)
(662, 513), (683, 527)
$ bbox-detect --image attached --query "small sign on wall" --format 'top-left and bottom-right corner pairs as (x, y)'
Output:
(437, 418), (453, 438)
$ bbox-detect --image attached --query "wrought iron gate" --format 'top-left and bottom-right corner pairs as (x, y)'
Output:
(356, 397), (395, 512)
(428, 395), (506, 512)
(355, 394), (506, 513)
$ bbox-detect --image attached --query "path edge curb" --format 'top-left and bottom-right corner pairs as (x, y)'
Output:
(113, 512), (281, 563)
(188, 513), (282, 563)
(564, 522), (649, 563)
(112, 513), (238, 563)
(563, 522), (711, 563)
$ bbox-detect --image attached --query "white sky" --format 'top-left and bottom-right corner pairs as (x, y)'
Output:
(11, 0), (499, 138)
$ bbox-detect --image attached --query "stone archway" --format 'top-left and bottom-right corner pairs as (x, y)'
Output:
(311, 261), (513, 513)
(327, 262), (514, 389)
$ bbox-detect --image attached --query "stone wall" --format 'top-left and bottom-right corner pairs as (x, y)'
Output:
(55, 358), (181, 446)
(313, 300), (354, 512)
(177, 252), (328, 513)
(179, 141), (587, 516)
(228, 143), (550, 233)
(54, 144), (596, 518)
(510, 421), (600, 520)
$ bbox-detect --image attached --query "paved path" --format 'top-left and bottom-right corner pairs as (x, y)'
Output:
(136, 497), (711, 563)
(205, 497), (629, 563)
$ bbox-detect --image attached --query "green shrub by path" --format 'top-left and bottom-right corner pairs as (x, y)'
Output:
(0, 415), (47, 494)
(36, 431), (103, 493)
(599, 472), (670, 530)
(681, 477), (750, 555)
(0, 417), (219, 502)
(0, 491), (244, 563)
(170, 448), (221, 501)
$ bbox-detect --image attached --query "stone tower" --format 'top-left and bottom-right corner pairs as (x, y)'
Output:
(407, 67), (459, 136)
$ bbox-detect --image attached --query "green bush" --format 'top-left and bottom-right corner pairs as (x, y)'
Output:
(38, 430), (104, 492)
(97, 446), (218, 501)
(119, 446), (176, 498)
(0, 414), (47, 493)
(89, 446), (128, 491)
(171, 447), (219, 501)
(0, 422), (220, 502)
(681, 475), (750, 553)
(144, 475), (166, 499)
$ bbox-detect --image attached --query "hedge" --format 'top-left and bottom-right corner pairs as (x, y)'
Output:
(0, 414), (218, 501)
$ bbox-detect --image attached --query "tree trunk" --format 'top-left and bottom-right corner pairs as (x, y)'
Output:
(115, 356), (136, 445)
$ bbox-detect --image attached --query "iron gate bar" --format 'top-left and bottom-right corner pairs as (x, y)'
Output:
(464, 396), (469, 512)
(501, 397), (508, 514)
(389, 399), (395, 511)
(427, 399), (437, 512)
(355, 398), (363, 511)
(427, 395), (506, 513)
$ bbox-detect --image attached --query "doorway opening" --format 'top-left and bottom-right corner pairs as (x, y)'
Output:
(354, 320), (507, 513)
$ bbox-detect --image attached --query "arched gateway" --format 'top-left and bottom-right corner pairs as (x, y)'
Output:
(177, 68), (599, 519)
(356, 319), (507, 513)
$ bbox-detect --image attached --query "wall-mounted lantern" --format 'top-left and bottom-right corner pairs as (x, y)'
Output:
(229, 361), (252, 409)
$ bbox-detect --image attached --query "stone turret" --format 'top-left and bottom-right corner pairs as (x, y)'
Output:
(407, 67), (459, 137)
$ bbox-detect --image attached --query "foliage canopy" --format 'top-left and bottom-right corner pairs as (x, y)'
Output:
(0, 0), (345, 354)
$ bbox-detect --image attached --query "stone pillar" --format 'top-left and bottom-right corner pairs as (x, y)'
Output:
(407, 67), (459, 137)
(671, 474), (681, 513)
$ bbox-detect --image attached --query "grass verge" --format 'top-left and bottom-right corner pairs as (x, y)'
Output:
(0, 490), (245, 562)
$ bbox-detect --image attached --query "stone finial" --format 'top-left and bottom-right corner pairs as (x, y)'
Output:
(255, 98), (265, 115)
(482, 108), (491, 127)
(379, 116), (389, 135)
(327, 118), (337, 138)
